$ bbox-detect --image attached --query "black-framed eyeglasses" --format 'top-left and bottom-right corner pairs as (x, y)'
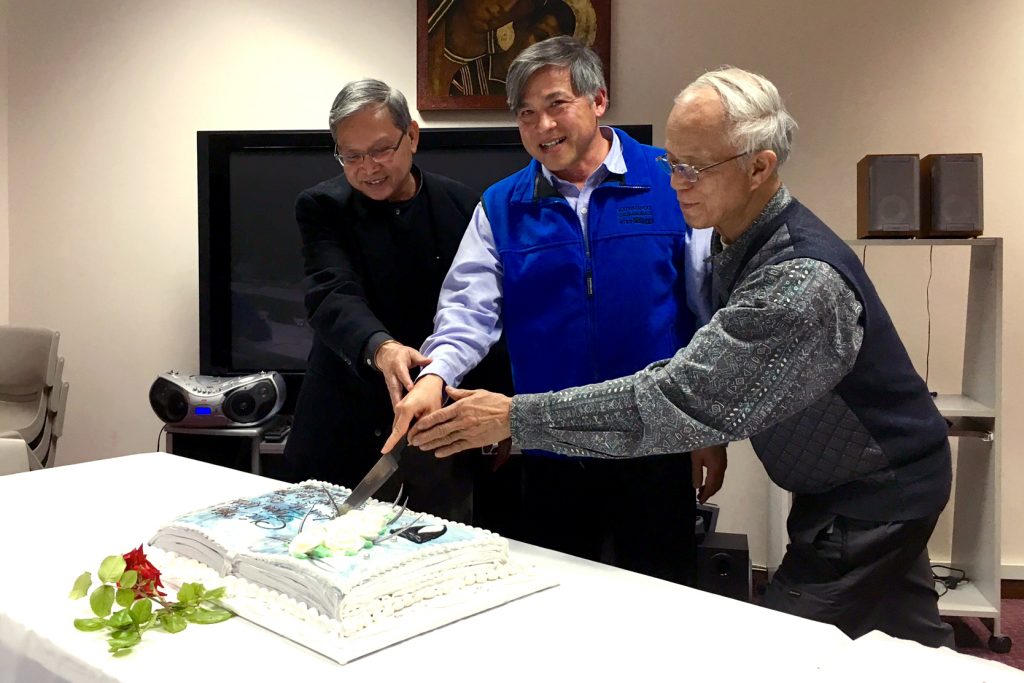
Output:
(655, 152), (747, 183)
(334, 131), (408, 167)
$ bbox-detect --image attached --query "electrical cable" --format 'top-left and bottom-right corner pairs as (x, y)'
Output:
(932, 564), (968, 597)
(925, 245), (934, 385)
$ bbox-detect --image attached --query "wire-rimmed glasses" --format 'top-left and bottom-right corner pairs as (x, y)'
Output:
(334, 131), (408, 167)
(655, 152), (747, 183)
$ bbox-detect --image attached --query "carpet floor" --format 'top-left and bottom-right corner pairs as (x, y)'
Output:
(949, 598), (1022, 670)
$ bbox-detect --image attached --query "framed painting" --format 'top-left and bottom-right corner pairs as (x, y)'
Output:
(417, 0), (612, 111)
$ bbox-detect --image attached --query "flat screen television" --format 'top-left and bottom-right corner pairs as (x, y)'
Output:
(198, 125), (654, 413)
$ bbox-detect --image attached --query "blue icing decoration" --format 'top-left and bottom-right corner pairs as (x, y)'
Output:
(172, 483), (477, 582)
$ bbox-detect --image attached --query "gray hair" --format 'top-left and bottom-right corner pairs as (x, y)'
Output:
(328, 79), (412, 142)
(505, 35), (605, 113)
(678, 66), (797, 167)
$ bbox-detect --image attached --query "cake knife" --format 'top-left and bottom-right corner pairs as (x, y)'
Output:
(336, 434), (407, 515)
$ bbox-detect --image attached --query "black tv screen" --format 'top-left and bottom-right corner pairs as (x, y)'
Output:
(198, 125), (653, 412)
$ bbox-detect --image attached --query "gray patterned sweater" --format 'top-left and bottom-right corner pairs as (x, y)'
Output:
(511, 187), (952, 520)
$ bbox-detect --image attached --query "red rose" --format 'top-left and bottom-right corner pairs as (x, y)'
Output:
(121, 545), (166, 597)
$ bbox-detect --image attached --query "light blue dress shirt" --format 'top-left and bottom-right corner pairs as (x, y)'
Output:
(421, 127), (713, 387)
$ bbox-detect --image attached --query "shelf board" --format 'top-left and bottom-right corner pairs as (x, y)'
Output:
(933, 394), (996, 418)
(845, 238), (998, 247)
(937, 582), (999, 618)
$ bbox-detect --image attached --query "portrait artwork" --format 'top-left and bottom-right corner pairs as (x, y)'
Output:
(417, 0), (611, 111)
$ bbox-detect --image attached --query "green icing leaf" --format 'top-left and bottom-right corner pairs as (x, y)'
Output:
(97, 555), (126, 584)
(73, 618), (107, 632)
(69, 572), (92, 600)
(311, 545), (332, 558)
(89, 585), (115, 617)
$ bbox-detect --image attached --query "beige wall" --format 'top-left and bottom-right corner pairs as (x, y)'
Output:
(6, 0), (1023, 569)
(1, 0), (9, 324)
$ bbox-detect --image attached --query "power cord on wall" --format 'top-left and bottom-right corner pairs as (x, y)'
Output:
(932, 564), (968, 597)
(925, 245), (934, 386)
(156, 424), (168, 453)
(864, 244), (936, 389)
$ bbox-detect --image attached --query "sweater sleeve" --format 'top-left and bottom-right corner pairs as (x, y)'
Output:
(510, 258), (864, 457)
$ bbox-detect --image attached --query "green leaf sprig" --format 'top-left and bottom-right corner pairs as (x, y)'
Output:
(70, 549), (232, 656)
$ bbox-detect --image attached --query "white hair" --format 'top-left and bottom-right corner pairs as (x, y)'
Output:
(678, 66), (797, 167)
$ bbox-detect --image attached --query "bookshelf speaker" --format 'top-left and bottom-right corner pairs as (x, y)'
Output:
(857, 154), (920, 238)
(921, 153), (983, 237)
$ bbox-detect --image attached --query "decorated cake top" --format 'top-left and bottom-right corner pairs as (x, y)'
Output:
(154, 480), (501, 586)
(149, 479), (513, 632)
(289, 504), (399, 557)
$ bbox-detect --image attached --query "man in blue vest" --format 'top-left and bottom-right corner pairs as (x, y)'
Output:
(383, 36), (726, 585)
(401, 66), (955, 648)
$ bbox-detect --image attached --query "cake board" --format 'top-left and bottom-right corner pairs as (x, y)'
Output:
(161, 558), (557, 664)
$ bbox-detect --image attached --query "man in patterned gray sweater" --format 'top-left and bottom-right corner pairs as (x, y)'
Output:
(401, 66), (955, 648)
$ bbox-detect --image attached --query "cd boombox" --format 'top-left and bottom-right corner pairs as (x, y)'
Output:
(149, 371), (286, 428)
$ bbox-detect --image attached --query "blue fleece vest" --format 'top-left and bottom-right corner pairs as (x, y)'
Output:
(483, 128), (696, 395)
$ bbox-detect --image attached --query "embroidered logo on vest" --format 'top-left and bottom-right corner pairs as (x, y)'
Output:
(618, 205), (654, 225)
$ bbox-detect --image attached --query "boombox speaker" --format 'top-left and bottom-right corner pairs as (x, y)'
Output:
(149, 371), (285, 428)
(696, 532), (751, 603)
(857, 154), (920, 238)
(921, 153), (983, 237)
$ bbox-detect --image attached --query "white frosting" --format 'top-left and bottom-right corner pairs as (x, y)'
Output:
(148, 480), (511, 637)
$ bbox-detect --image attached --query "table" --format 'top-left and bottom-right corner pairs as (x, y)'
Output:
(0, 454), (1019, 682)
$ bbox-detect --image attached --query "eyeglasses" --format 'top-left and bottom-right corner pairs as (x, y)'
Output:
(655, 152), (747, 183)
(334, 131), (408, 167)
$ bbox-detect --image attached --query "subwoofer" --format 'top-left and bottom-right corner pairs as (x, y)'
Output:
(921, 153), (983, 237)
(857, 154), (920, 238)
(696, 531), (751, 602)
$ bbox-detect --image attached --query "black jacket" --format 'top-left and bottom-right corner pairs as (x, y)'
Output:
(285, 168), (511, 485)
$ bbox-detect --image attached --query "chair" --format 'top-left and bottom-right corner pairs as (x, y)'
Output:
(0, 326), (61, 458)
(0, 437), (31, 475)
(35, 380), (69, 468)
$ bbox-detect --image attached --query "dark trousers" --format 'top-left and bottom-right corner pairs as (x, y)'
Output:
(281, 366), (476, 524)
(763, 496), (954, 648)
(521, 453), (696, 585)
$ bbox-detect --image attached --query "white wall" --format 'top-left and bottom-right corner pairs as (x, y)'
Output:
(1, 0), (10, 325)
(7, 0), (1024, 569)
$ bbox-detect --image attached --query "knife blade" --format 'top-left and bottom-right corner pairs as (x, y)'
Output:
(336, 434), (407, 515)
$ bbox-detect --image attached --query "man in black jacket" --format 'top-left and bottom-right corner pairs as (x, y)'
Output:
(283, 79), (510, 523)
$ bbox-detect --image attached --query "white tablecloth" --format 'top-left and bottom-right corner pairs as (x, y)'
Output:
(0, 453), (1018, 682)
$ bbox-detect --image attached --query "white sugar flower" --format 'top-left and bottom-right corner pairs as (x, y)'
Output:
(323, 523), (368, 554)
(289, 526), (325, 557)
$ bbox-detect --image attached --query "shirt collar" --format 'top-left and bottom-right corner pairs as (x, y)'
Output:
(540, 126), (625, 191)
(710, 185), (793, 299)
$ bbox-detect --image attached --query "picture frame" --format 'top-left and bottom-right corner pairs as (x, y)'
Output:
(417, 0), (612, 111)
